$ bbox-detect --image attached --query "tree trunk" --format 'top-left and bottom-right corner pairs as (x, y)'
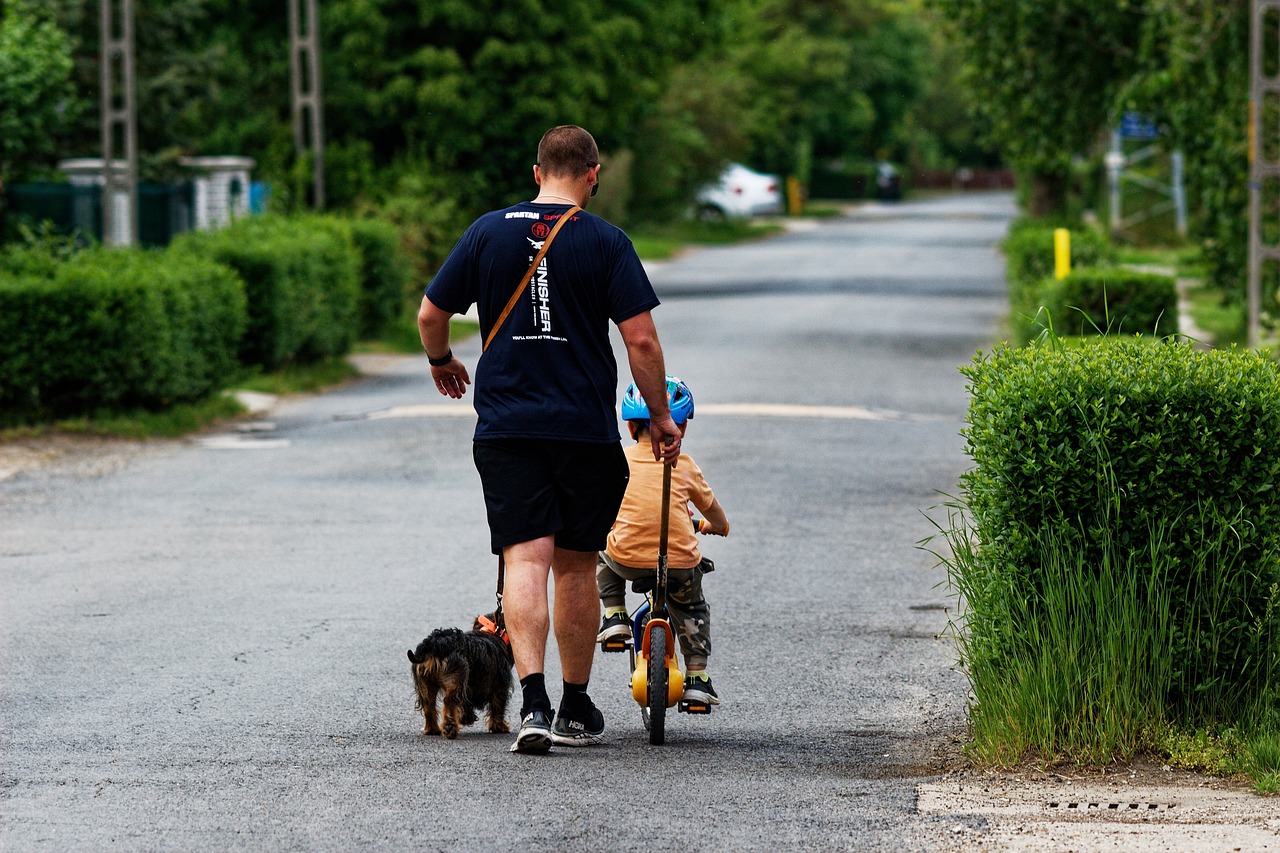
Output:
(1027, 169), (1068, 218)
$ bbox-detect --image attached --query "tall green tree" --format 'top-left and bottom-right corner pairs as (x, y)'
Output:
(896, 1), (999, 171)
(930, 0), (1147, 214)
(319, 0), (729, 211)
(0, 3), (80, 185)
(1128, 0), (1248, 301)
(727, 0), (928, 180)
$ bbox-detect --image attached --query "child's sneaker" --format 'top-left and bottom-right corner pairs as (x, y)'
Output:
(596, 611), (632, 644)
(683, 674), (720, 705)
(510, 708), (554, 754)
(551, 698), (605, 746)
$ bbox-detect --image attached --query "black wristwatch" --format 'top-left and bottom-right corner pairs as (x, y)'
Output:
(427, 349), (453, 367)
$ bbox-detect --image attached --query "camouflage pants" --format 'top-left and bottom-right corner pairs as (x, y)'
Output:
(597, 552), (712, 668)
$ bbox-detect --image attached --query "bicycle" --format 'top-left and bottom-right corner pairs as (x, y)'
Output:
(599, 463), (714, 745)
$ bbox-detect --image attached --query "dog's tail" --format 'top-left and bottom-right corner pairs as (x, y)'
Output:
(408, 628), (464, 665)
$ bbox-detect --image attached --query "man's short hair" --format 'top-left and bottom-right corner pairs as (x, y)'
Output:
(537, 125), (600, 178)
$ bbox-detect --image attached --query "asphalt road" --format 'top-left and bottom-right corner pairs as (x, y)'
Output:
(1, 192), (1014, 851)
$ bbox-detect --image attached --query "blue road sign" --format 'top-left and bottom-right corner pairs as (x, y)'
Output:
(1120, 112), (1159, 140)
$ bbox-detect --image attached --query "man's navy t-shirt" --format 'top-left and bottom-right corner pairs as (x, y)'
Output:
(425, 202), (660, 443)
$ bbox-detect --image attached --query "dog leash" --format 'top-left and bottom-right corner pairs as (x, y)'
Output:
(495, 554), (506, 631)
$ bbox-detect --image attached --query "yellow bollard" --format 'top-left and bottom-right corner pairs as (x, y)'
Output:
(1054, 228), (1071, 280)
(786, 176), (802, 216)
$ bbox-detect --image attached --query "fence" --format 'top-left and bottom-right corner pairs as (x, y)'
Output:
(911, 168), (1016, 191)
(4, 183), (195, 247)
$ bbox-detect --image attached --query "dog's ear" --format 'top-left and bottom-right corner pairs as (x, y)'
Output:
(407, 648), (421, 664)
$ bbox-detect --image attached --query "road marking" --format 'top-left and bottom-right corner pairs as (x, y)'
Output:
(195, 436), (292, 450)
(353, 403), (952, 422)
(359, 405), (477, 420)
(700, 403), (899, 421)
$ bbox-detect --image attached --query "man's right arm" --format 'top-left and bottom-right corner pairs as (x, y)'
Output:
(617, 310), (680, 466)
(418, 295), (471, 399)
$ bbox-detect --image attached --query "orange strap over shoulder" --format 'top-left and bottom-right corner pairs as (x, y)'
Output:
(483, 205), (581, 351)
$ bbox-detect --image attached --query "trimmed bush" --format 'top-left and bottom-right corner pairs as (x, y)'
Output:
(0, 248), (246, 425)
(174, 215), (361, 368)
(345, 217), (413, 337)
(1004, 220), (1117, 286)
(1032, 266), (1179, 340)
(936, 338), (1280, 759)
(1004, 222), (1116, 336)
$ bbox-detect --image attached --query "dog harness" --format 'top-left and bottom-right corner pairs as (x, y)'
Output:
(475, 613), (509, 647)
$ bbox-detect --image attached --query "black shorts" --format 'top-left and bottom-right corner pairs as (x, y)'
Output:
(473, 439), (629, 555)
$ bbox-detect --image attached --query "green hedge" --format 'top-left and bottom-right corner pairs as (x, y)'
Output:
(1004, 222), (1116, 335)
(955, 338), (1280, 726)
(1042, 267), (1179, 339)
(174, 216), (360, 368)
(346, 217), (413, 337)
(0, 248), (246, 425)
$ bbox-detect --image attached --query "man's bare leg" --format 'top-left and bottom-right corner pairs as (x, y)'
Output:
(502, 536), (554, 680)
(552, 548), (601, 684)
(549, 547), (607, 744)
(503, 536), (557, 753)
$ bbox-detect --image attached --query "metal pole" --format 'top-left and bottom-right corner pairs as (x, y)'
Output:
(1249, 0), (1265, 348)
(288, 0), (325, 209)
(1172, 151), (1187, 238)
(1247, 1), (1280, 348)
(1107, 130), (1123, 238)
(100, 0), (138, 246)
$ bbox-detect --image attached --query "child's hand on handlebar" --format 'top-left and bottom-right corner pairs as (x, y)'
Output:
(693, 517), (729, 537)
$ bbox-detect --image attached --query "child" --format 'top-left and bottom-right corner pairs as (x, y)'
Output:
(596, 376), (730, 705)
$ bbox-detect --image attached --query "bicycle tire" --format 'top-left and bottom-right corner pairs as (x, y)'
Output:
(647, 625), (667, 745)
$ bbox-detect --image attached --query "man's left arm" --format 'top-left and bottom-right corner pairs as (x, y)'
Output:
(418, 295), (471, 399)
(617, 310), (680, 466)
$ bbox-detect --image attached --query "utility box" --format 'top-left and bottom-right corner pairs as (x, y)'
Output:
(58, 158), (132, 245)
(179, 156), (256, 230)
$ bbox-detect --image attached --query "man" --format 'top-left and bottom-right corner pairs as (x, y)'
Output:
(418, 125), (681, 754)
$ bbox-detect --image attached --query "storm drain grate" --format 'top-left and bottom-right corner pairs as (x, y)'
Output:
(1046, 801), (1176, 812)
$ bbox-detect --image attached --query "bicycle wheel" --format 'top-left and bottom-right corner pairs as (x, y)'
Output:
(647, 625), (667, 745)
(636, 609), (652, 732)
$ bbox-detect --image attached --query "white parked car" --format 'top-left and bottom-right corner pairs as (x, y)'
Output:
(695, 162), (783, 219)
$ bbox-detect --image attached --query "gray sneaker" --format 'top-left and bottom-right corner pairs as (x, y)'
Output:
(510, 709), (554, 754)
(551, 701), (605, 746)
(596, 612), (632, 646)
(683, 675), (720, 706)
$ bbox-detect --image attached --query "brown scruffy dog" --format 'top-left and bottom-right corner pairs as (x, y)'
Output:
(408, 614), (513, 738)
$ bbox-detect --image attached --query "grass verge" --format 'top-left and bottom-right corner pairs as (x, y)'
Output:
(353, 310), (480, 355)
(0, 393), (247, 441)
(232, 356), (360, 396)
(1185, 283), (1246, 348)
(630, 218), (785, 261)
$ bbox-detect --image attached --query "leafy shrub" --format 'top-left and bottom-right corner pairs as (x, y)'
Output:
(174, 215), (360, 368)
(0, 227), (85, 278)
(1040, 267), (1178, 339)
(935, 338), (1280, 759)
(361, 169), (467, 286)
(0, 248), (246, 426)
(1004, 220), (1116, 284)
(345, 217), (413, 337)
(1003, 222), (1116, 333)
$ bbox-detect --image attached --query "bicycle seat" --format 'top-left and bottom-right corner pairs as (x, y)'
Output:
(630, 576), (681, 594)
